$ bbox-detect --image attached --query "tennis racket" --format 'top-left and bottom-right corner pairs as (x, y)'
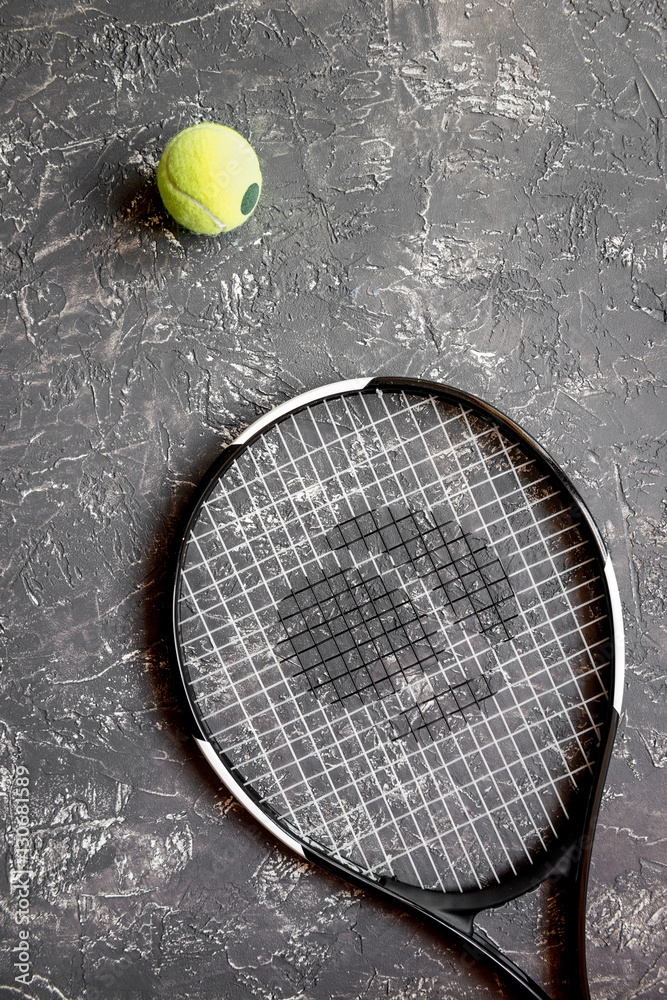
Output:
(170, 377), (624, 1000)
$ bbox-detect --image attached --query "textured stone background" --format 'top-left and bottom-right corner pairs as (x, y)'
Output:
(1, 1), (666, 998)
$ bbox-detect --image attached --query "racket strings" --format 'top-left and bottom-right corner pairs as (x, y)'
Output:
(185, 394), (604, 880)
(290, 395), (556, 885)
(486, 422), (608, 711)
(279, 505), (518, 728)
(204, 640), (609, 781)
(194, 590), (609, 839)
(316, 392), (600, 880)
(254, 403), (461, 887)
(183, 520), (597, 665)
(194, 556), (601, 694)
(181, 444), (540, 589)
(177, 390), (611, 892)
(421, 400), (604, 766)
(193, 468), (600, 744)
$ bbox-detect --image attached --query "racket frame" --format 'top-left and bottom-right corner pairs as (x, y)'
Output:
(169, 376), (625, 1000)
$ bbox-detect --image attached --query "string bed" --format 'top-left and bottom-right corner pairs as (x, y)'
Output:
(176, 389), (610, 893)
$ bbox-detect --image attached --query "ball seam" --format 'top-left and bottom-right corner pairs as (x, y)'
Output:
(163, 144), (227, 233)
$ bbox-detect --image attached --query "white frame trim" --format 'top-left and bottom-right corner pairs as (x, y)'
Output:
(234, 379), (372, 446)
(195, 737), (305, 858)
(603, 555), (625, 713)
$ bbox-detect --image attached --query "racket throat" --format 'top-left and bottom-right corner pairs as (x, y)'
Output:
(304, 847), (553, 1000)
(386, 883), (553, 1000)
(382, 879), (475, 937)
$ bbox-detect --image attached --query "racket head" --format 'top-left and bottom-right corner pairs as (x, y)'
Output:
(170, 376), (624, 912)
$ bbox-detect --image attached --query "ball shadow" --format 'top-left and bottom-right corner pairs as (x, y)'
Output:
(111, 168), (170, 236)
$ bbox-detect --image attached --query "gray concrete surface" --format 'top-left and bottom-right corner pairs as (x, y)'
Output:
(1, 1), (665, 998)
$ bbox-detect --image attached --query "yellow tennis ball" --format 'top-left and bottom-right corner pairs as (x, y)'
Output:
(157, 122), (262, 236)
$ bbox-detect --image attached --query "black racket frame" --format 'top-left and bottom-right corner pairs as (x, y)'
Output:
(169, 376), (624, 1000)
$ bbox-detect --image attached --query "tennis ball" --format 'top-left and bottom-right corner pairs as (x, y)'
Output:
(157, 122), (262, 236)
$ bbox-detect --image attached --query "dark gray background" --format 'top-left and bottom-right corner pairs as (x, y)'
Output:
(1, 1), (665, 998)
